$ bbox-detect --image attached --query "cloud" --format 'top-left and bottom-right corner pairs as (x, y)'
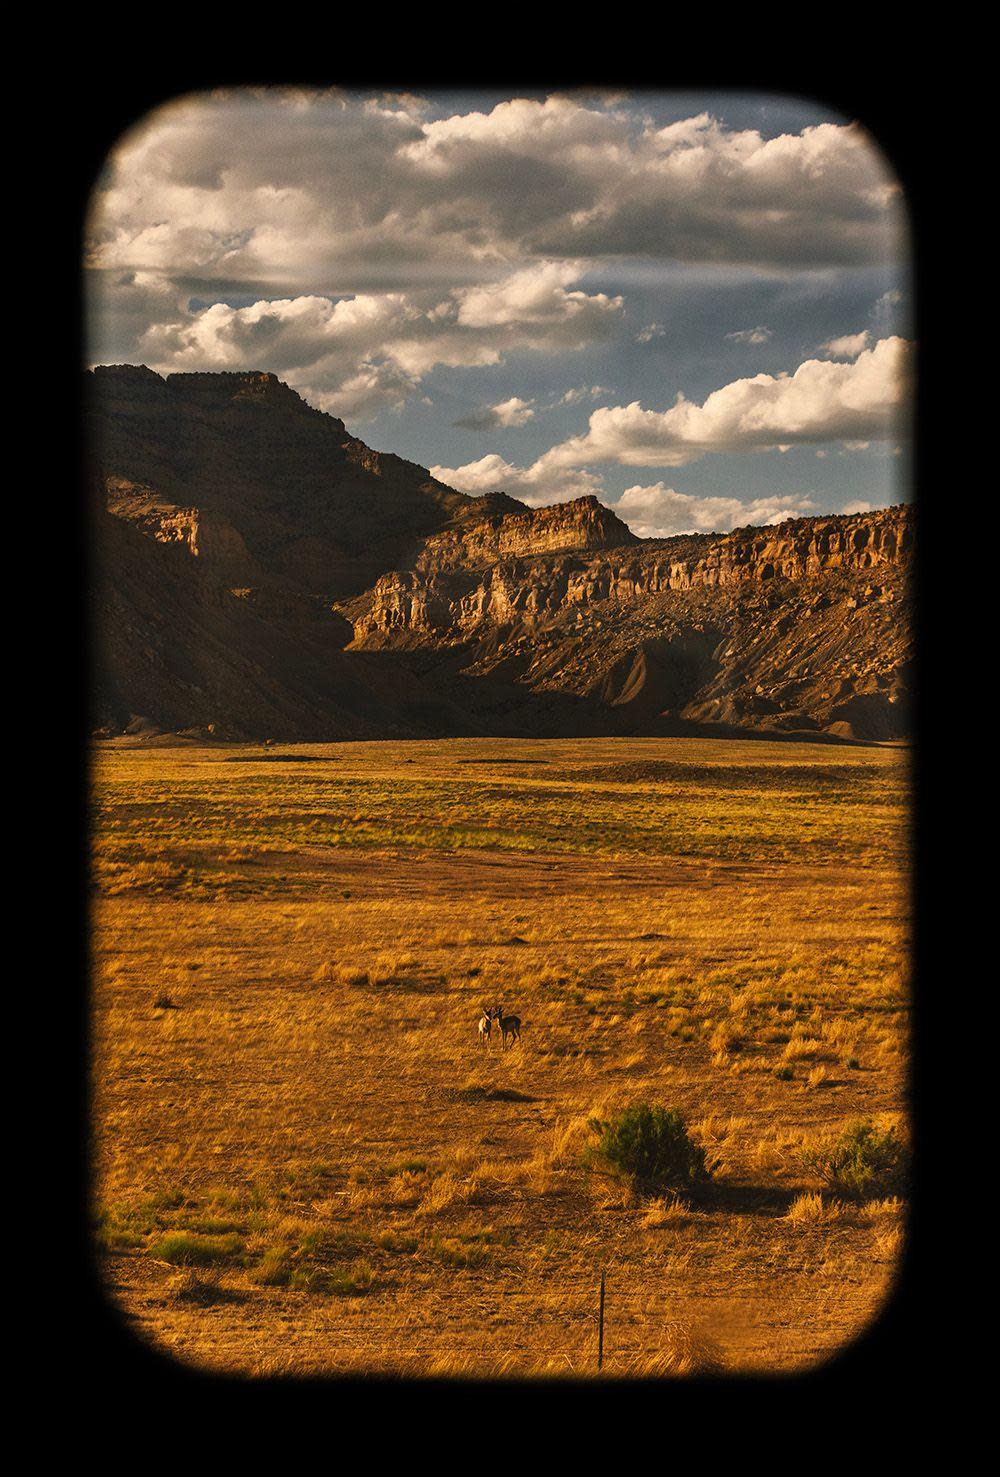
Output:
(136, 265), (621, 419)
(433, 337), (910, 517)
(611, 483), (816, 537)
(454, 262), (621, 336)
(821, 329), (871, 358)
(532, 337), (912, 471)
(88, 93), (902, 367)
(430, 457), (818, 533)
(725, 325), (772, 345)
(453, 397), (535, 430)
(85, 91), (908, 448)
(429, 453), (603, 507)
(872, 288), (904, 337)
(636, 323), (666, 343)
(559, 385), (609, 405)
(399, 98), (900, 268)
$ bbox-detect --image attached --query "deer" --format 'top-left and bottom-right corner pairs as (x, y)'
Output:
(477, 1006), (493, 1047)
(494, 1005), (521, 1050)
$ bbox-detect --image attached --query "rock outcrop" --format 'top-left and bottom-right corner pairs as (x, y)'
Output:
(413, 495), (638, 573)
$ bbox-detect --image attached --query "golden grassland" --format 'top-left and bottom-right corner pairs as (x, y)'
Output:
(91, 736), (909, 1377)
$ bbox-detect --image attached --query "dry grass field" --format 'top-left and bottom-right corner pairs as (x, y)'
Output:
(90, 736), (910, 1377)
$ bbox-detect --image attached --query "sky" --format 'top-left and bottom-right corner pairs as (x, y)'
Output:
(85, 88), (912, 537)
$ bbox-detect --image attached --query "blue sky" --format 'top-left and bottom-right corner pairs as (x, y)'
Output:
(87, 89), (911, 535)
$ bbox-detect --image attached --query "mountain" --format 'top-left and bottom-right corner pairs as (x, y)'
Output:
(87, 366), (913, 743)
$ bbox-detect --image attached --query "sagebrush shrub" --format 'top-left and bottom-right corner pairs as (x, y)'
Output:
(587, 1104), (709, 1195)
(803, 1119), (908, 1199)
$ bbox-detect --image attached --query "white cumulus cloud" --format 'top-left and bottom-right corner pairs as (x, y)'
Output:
(821, 329), (871, 358)
(452, 397), (535, 431)
(137, 265), (621, 420)
(429, 453), (603, 507)
(532, 337), (912, 471)
(612, 483), (817, 537)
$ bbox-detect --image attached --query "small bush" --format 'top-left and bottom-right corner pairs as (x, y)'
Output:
(803, 1119), (909, 1200)
(150, 1231), (245, 1267)
(587, 1104), (709, 1196)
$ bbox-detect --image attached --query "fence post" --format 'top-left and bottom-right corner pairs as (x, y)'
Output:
(598, 1268), (606, 1372)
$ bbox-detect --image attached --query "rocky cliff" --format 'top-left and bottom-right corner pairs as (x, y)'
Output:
(88, 366), (913, 743)
(354, 507), (909, 640)
(413, 495), (638, 573)
(348, 507), (911, 740)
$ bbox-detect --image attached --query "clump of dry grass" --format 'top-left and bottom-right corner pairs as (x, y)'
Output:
(417, 1169), (486, 1217)
(873, 1225), (904, 1261)
(617, 1320), (726, 1376)
(709, 1021), (744, 1057)
(861, 1197), (905, 1221)
(168, 1268), (240, 1305)
(785, 1192), (845, 1224)
(640, 1194), (692, 1228)
(782, 1034), (822, 1063)
(311, 962), (369, 987)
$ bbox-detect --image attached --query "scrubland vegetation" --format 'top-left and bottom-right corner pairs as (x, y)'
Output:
(91, 736), (909, 1375)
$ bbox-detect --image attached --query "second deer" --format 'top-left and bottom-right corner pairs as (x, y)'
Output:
(494, 1005), (521, 1050)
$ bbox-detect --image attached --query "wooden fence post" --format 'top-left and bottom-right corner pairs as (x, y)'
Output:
(598, 1268), (606, 1372)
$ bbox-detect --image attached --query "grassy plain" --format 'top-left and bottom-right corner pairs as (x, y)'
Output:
(91, 736), (909, 1376)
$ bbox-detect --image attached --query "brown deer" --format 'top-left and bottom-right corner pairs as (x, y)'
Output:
(494, 1005), (521, 1050)
(477, 1007), (493, 1047)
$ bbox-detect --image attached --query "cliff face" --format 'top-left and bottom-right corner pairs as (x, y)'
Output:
(89, 366), (913, 743)
(349, 506), (912, 741)
(413, 495), (638, 573)
(354, 508), (910, 641)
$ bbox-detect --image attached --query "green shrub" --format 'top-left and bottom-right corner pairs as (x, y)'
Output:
(803, 1119), (909, 1199)
(587, 1104), (709, 1195)
(150, 1231), (245, 1266)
